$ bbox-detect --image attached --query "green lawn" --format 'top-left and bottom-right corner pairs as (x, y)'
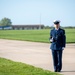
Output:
(65, 28), (75, 43)
(0, 28), (75, 43)
(0, 57), (61, 75)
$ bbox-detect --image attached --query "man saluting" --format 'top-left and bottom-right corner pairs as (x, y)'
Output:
(50, 20), (66, 72)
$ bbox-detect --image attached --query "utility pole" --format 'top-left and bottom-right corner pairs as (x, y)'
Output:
(40, 13), (41, 25)
(39, 13), (41, 29)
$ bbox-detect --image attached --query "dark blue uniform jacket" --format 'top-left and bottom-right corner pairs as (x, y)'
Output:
(50, 28), (66, 50)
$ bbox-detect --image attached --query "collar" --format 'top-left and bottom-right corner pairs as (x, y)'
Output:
(55, 28), (60, 30)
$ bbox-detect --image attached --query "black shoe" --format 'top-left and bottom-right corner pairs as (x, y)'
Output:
(57, 69), (61, 72)
(54, 69), (57, 72)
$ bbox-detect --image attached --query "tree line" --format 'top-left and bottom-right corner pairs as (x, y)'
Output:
(44, 26), (75, 29)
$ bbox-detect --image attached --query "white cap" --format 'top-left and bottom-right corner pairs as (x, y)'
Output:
(53, 20), (61, 24)
(53, 20), (61, 23)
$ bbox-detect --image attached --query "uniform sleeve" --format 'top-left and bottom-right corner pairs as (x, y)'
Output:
(50, 30), (52, 39)
(49, 30), (53, 43)
(62, 30), (66, 47)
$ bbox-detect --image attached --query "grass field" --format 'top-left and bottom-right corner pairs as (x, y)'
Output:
(0, 28), (75, 43)
(0, 57), (61, 75)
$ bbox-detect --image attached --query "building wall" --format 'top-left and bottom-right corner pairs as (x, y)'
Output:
(12, 25), (44, 30)
(0, 26), (12, 30)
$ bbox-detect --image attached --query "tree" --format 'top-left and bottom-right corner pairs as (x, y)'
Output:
(0, 17), (12, 29)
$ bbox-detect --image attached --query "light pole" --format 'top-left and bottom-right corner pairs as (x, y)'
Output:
(39, 13), (41, 29)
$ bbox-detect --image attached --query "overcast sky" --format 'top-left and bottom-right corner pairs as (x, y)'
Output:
(0, 0), (75, 26)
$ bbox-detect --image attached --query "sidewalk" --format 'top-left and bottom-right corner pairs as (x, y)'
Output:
(0, 39), (75, 75)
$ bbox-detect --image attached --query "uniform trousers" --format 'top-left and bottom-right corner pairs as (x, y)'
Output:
(52, 50), (63, 72)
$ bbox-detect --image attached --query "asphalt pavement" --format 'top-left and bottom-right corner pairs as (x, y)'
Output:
(0, 39), (75, 75)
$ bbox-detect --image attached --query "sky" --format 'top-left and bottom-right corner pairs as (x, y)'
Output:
(0, 0), (75, 26)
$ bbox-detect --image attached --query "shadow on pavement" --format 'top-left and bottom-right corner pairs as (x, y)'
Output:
(61, 70), (75, 72)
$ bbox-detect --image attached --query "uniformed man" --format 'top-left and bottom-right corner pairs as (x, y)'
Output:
(50, 20), (66, 72)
